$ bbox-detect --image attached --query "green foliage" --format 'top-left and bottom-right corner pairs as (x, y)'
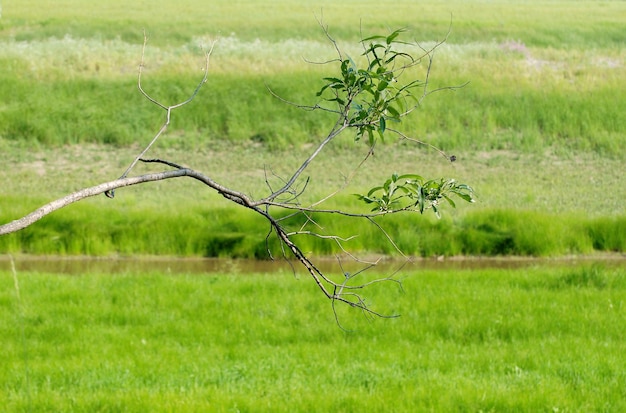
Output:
(356, 172), (474, 217)
(317, 29), (423, 145)
(314, 29), (475, 220)
(2, 265), (625, 411)
(1, 202), (623, 257)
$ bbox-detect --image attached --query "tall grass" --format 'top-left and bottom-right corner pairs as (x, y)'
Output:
(2, 264), (625, 411)
(5, 0), (626, 48)
(2, 63), (624, 154)
(1, 200), (624, 257)
(1, 1), (625, 156)
(1, 1), (625, 259)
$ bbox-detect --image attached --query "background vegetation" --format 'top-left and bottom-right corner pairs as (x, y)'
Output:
(2, 1), (625, 154)
(2, 264), (625, 412)
(2, 3), (625, 411)
(1, 0), (625, 257)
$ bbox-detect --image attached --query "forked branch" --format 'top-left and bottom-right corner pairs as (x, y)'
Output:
(104, 34), (215, 198)
(2, 25), (474, 324)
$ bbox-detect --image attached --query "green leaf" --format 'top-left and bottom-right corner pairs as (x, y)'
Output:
(323, 77), (343, 83)
(379, 117), (386, 133)
(367, 186), (384, 197)
(329, 97), (346, 105)
(442, 194), (456, 208)
(454, 192), (475, 203)
(397, 174), (424, 182)
(385, 51), (413, 64)
(376, 128), (385, 143)
(361, 35), (387, 42)
(367, 128), (375, 146)
(433, 205), (441, 219)
(418, 188), (425, 214)
(316, 84), (331, 96)
(386, 105), (400, 118)
(362, 43), (386, 55)
(385, 29), (405, 45)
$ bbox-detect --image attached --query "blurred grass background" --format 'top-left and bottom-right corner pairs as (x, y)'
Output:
(2, 264), (625, 411)
(1, 0), (625, 257)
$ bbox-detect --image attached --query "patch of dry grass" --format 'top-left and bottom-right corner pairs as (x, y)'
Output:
(1, 139), (624, 218)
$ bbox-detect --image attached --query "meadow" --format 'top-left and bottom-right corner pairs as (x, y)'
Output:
(1, 0), (626, 257)
(2, 263), (626, 412)
(1, 3), (626, 411)
(2, 1), (625, 153)
(1, 140), (625, 257)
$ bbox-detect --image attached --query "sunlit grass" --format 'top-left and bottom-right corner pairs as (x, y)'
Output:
(1, 139), (624, 257)
(5, 0), (626, 48)
(1, 32), (624, 153)
(1, 0), (625, 257)
(2, 1), (625, 155)
(2, 264), (625, 411)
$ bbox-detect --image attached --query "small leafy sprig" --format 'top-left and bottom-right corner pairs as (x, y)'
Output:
(316, 28), (424, 146)
(356, 173), (474, 218)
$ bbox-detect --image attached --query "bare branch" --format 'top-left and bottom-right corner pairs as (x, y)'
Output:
(1, 170), (188, 235)
(265, 85), (342, 115)
(140, 158), (186, 169)
(104, 35), (215, 198)
(2, 23), (473, 323)
(257, 115), (350, 204)
(386, 127), (455, 161)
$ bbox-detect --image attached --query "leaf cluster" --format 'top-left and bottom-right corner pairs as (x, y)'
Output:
(316, 29), (424, 146)
(355, 172), (474, 218)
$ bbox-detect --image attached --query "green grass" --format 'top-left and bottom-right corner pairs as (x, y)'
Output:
(2, 3), (625, 411)
(1, 0), (625, 258)
(1, 141), (625, 257)
(4, 0), (625, 48)
(2, 202), (623, 257)
(1, 1), (625, 155)
(2, 264), (626, 411)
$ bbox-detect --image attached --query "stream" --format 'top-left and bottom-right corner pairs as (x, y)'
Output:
(2, 254), (623, 275)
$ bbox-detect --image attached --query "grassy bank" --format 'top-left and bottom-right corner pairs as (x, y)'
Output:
(1, 141), (625, 258)
(1, 1), (625, 156)
(2, 67), (623, 155)
(1, 201), (624, 258)
(5, 0), (625, 48)
(1, 39), (624, 156)
(1, 1), (625, 258)
(2, 264), (625, 411)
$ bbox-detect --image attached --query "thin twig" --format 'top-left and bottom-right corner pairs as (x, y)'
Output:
(105, 35), (215, 198)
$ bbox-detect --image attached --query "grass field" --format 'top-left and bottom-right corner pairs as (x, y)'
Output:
(1, 4), (625, 411)
(2, 0), (626, 153)
(1, 141), (624, 257)
(1, 0), (625, 257)
(2, 263), (625, 412)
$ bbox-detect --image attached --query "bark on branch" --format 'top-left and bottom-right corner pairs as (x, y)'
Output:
(0, 169), (187, 235)
(1, 25), (471, 324)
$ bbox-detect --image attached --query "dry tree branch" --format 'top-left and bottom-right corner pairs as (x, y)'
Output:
(2, 24), (473, 325)
(104, 34), (215, 198)
(1, 170), (187, 235)
(259, 114), (350, 203)
(0, 164), (398, 322)
(306, 145), (375, 209)
(387, 127), (455, 161)
(291, 232), (380, 266)
(265, 86), (342, 115)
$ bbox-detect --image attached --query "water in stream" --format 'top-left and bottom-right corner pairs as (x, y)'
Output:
(1, 254), (623, 275)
